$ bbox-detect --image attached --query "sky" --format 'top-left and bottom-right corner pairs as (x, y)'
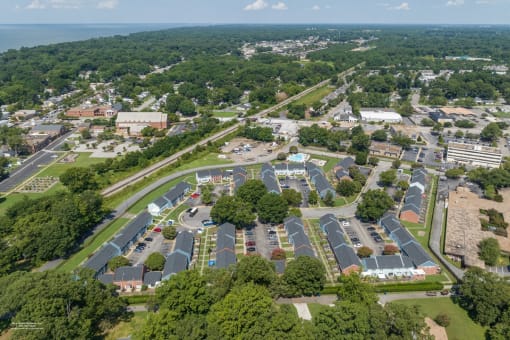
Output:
(1, 0), (510, 25)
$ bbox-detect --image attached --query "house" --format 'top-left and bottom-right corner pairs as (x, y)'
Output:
(305, 162), (335, 199)
(319, 214), (361, 275)
(162, 231), (195, 280)
(143, 271), (162, 289)
(335, 168), (351, 181)
(284, 216), (315, 258)
(361, 255), (419, 280)
(113, 265), (145, 291)
(232, 167), (247, 192)
(147, 182), (191, 216)
(196, 169), (224, 184)
(261, 163), (280, 194)
(273, 163), (306, 177)
(216, 222), (236, 269)
(110, 212), (153, 254)
(83, 243), (121, 277)
(116, 111), (168, 136)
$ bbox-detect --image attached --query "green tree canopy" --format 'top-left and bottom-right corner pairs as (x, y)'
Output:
(478, 238), (501, 266)
(379, 169), (397, 187)
(108, 256), (130, 271)
(282, 256), (326, 297)
(234, 255), (277, 287)
(236, 179), (268, 209)
(337, 179), (361, 197)
(481, 122), (502, 142)
(59, 167), (98, 193)
(145, 252), (166, 271)
(356, 189), (394, 222)
(210, 196), (256, 228)
(257, 193), (289, 224)
(281, 189), (303, 207)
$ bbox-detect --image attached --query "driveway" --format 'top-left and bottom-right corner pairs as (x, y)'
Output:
(350, 218), (383, 255)
(129, 231), (166, 266)
(181, 206), (212, 229)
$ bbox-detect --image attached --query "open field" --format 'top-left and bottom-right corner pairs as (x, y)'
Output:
(105, 311), (148, 340)
(212, 111), (238, 118)
(36, 152), (104, 178)
(57, 217), (130, 273)
(396, 298), (486, 340)
(293, 85), (333, 107)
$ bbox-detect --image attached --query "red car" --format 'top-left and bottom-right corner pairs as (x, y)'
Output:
(153, 227), (162, 232)
(245, 241), (256, 246)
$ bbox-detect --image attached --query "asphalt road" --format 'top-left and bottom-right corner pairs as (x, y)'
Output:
(0, 131), (73, 192)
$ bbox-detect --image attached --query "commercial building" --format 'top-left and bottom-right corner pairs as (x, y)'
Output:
(360, 110), (402, 123)
(66, 105), (116, 118)
(446, 142), (502, 169)
(115, 111), (168, 136)
(369, 142), (402, 159)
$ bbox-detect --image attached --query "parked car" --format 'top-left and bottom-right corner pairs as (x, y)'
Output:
(144, 237), (153, 242)
(134, 248), (143, 253)
(153, 227), (162, 232)
(367, 227), (376, 231)
(246, 247), (257, 252)
(370, 232), (379, 237)
(245, 241), (256, 246)
(426, 291), (438, 296)
(342, 221), (350, 227)
(374, 236), (383, 243)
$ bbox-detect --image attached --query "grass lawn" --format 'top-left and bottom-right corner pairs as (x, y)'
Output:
(57, 217), (130, 273)
(396, 298), (486, 340)
(212, 111), (238, 118)
(171, 153), (232, 172)
(490, 111), (510, 118)
(37, 152), (104, 178)
(293, 85), (333, 107)
(105, 311), (148, 340)
(166, 203), (190, 225)
(307, 303), (327, 318)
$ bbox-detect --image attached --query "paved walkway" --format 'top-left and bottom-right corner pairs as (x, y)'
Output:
(294, 303), (312, 320)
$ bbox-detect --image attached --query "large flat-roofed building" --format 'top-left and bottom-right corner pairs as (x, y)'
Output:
(66, 105), (116, 118)
(360, 110), (402, 123)
(446, 141), (502, 169)
(116, 111), (168, 136)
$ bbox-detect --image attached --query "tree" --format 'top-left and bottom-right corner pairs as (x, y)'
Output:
(289, 145), (298, 154)
(60, 167), (98, 193)
(392, 159), (401, 169)
(156, 270), (214, 317)
(455, 119), (476, 129)
(207, 284), (274, 340)
(397, 180), (409, 190)
(384, 303), (430, 339)
(234, 255), (276, 287)
(337, 274), (377, 305)
(289, 207), (302, 217)
(236, 180), (267, 209)
(336, 179), (359, 197)
(81, 128), (92, 139)
(355, 151), (368, 165)
(371, 129), (388, 142)
(481, 122), (503, 142)
(210, 196), (255, 228)
(281, 189), (302, 207)
(383, 244), (399, 255)
(0, 270), (126, 340)
(368, 156), (379, 166)
(379, 169), (397, 187)
(356, 189), (394, 222)
(445, 167), (464, 179)
(200, 183), (214, 205)
(162, 226), (177, 240)
(391, 132), (413, 150)
(435, 313), (451, 327)
(421, 118), (435, 127)
(257, 193), (288, 224)
(459, 268), (510, 326)
(351, 134), (371, 152)
(271, 248), (286, 260)
(308, 191), (319, 205)
(479, 238), (500, 266)
(313, 301), (371, 340)
(323, 191), (335, 207)
(277, 152), (287, 161)
(145, 252), (166, 271)
(108, 256), (130, 271)
(282, 256), (326, 297)
(357, 246), (373, 258)
(454, 129), (464, 138)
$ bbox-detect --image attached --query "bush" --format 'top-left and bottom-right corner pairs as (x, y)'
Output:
(162, 226), (178, 240)
(322, 282), (443, 294)
(277, 153), (287, 161)
(435, 313), (451, 327)
(271, 248), (286, 260)
(383, 244), (399, 255)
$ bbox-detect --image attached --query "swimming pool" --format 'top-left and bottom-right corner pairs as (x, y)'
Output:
(287, 153), (309, 163)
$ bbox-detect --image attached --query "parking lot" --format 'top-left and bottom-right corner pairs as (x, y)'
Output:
(345, 218), (384, 255)
(181, 206), (213, 230)
(248, 221), (281, 259)
(279, 176), (310, 208)
(127, 230), (168, 265)
(418, 146), (443, 167)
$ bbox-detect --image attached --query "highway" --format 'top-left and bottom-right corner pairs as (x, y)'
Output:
(0, 131), (73, 192)
(101, 64), (361, 197)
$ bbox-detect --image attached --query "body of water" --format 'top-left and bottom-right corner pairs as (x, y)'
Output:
(0, 24), (187, 52)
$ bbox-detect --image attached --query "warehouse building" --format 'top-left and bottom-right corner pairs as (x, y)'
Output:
(446, 142), (502, 169)
(360, 110), (402, 123)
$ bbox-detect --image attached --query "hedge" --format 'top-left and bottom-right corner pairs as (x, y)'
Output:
(123, 295), (151, 305)
(320, 282), (443, 295)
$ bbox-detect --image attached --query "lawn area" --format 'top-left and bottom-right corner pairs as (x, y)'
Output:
(57, 217), (130, 273)
(105, 311), (148, 340)
(212, 111), (238, 118)
(171, 153), (232, 172)
(396, 298), (486, 340)
(36, 152), (104, 178)
(293, 85), (333, 107)
(166, 203), (190, 225)
(307, 303), (327, 318)
(490, 111), (510, 118)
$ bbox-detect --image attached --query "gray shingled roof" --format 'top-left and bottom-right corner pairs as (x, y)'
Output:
(173, 231), (194, 260)
(31, 124), (63, 132)
(407, 185), (423, 198)
(83, 243), (120, 274)
(143, 271), (162, 286)
(164, 182), (191, 202)
(111, 211), (152, 250)
(216, 250), (236, 269)
(337, 157), (355, 170)
(392, 227), (414, 247)
(98, 273), (114, 285)
(196, 169), (210, 178)
(380, 213), (401, 233)
(334, 244), (361, 270)
(233, 167), (247, 176)
(216, 223), (236, 251)
(335, 169), (350, 180)
(273, 260), (286, 274)
(319, 213), (338, 232)
(315, 175), (334, 194)
(163, 252), (188, 279)
(402, 200), (421, 215)
(401, 242), (436, 267)
(114, 265), (144, 281)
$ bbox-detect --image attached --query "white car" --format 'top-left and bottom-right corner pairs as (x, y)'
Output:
(342, 221), (350, 227)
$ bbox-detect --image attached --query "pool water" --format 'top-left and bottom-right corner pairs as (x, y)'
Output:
(287, 153), (309, 162)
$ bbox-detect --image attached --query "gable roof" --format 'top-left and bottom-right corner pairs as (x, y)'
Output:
(164, 182), (191, 202)
(216, 249), (237, 269)
(336, 169), (350, 180)
(392, 227), (415, 247)
(337, 157), (355, 170)
(114, 265), (145, 282)
(98, 273), (114, 285)
(380, 213), (401, 233)
(143, 271), (162, 286)
(401, 242), (436, 267)
(83, 243), (120, 274)
(334, 244), (361, 270)
(162, 252), (189, 279)
(173, 231), (194, 260)
(111, 211), (152, 250)
(363, 254), (414, 270)
(315, 175), (334, 194)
